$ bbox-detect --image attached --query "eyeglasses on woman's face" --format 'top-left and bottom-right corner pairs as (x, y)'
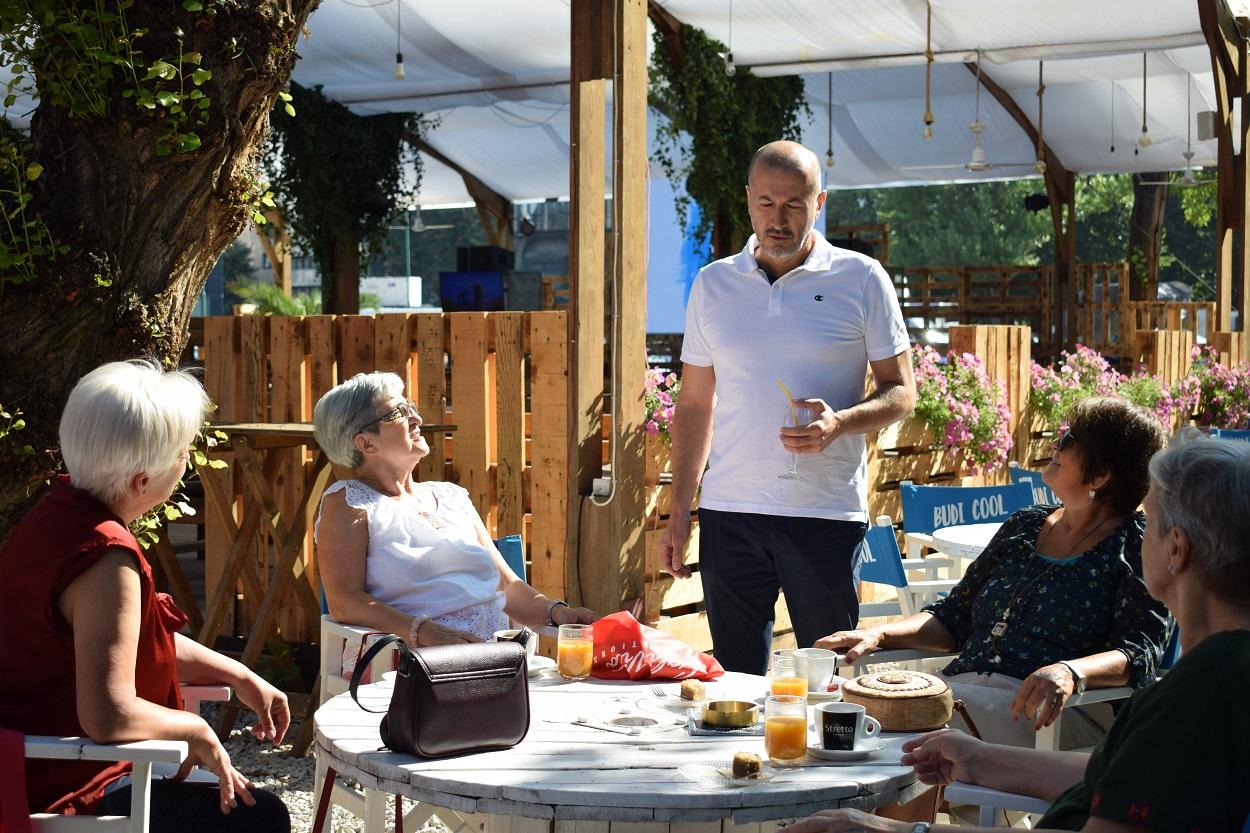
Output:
(1052, 429), (1079, 453)
(356, 399), (419, 434)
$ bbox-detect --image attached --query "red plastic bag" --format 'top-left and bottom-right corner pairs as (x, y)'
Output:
(590, 611), (724, 681)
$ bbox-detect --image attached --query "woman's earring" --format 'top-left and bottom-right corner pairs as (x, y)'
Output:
(1087, 489), (1097, 505)
(1167, 562), (1175, 573)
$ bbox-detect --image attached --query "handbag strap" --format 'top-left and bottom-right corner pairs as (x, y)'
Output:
(349, 633), (407, 713)
(951, 699), (983, 740)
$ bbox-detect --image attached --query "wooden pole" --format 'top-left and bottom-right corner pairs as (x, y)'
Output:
(567, 0), (647, 614)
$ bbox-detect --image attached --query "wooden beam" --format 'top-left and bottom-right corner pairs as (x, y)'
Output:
(1199, 0), (1249, 332)
(966, 60), (1075, 348)
(647, 0), (684, 70)
(403, 131), (514, 250)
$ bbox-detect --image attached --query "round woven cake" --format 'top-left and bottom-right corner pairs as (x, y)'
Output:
(841, 670), (953, 731)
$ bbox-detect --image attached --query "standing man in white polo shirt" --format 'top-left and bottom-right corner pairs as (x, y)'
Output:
(658, 141), (915, 674)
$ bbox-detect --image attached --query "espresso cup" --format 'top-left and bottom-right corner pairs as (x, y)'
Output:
(816, 702), (881, 751)
(493, 628), (538, 660)
(796, 647), (838, 693)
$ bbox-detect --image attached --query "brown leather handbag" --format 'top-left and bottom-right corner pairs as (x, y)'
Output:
(350, 634), (530, 758)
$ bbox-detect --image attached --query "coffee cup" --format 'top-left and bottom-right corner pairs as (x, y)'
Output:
(796, 647), (838, 693)
(816, 702), (880, 751)
(494, 628), (538, 660)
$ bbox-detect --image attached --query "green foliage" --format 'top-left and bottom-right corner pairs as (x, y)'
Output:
(649, 24), (809, 251)
(218, 242), (256, 284)
(0, 404), (33, 458)
(131, 425), (227, 550)
(0, 124), (67, 291)
(0, 1), (223, 156)
(228, 279), (321, 315)
(265, 83), (430, 303)
(256, 634), (302, 690)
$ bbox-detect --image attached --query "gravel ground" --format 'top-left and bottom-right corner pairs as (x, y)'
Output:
(213, 706), (451, 833)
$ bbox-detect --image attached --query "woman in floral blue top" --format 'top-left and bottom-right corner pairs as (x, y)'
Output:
(818, 397), (1172, 748)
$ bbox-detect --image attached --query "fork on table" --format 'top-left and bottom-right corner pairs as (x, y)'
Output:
(650, 684), (669, 697)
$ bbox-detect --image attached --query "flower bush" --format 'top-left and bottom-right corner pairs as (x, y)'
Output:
(912, 345), (1013, 474)
(644, 366), (681, 442)
(1028, 344), (1178, 427)
(1174, 345), (1250, 429)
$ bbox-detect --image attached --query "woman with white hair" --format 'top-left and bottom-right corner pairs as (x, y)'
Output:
(0, 360), (290, 832)
(780, 429), (1250, 833)
(313, 371), (598, 648)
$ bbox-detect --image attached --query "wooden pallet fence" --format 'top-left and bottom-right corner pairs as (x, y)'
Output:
(1211, 330), (1249, 367)
(201, 312), (569, 642)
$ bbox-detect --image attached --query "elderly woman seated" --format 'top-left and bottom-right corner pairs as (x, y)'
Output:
(313, 371), (597, 648)
(783, 429), (1250, 832)
(818, 397), (1172, 749)
(0, 360), (290, 831)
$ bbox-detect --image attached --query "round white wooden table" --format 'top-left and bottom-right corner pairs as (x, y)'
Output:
(314, 671), (926, 833)
(929, 522), (1002, 563)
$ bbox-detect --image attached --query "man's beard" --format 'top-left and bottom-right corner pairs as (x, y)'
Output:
(759, 221), (814, 260)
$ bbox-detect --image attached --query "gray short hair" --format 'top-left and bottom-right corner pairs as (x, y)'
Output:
(1148, 427), (1250, 604)
(313, 372), (406, 468)
(60, 359), (210, 505)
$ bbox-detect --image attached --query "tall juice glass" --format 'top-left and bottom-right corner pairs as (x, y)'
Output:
(557, 623), (594, 680)
(764, 695), (808, 765)
(769, 652), (809, 699)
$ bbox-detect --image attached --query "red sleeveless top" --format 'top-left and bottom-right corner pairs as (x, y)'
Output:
(0, 476), (186, 815)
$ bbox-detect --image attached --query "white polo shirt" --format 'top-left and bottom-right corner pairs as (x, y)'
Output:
(681, 232), (910, 521)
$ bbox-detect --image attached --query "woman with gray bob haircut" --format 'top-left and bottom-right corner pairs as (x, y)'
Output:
(313, 371), (598, 652)
(785, 430), (1250, 832)
(0, 359), (291, 831)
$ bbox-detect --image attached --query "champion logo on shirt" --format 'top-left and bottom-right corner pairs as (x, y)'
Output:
(814, 295), (824, 301)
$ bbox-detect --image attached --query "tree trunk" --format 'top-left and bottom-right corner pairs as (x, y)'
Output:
(711, 212), (736, 260)
(1128, 173), (1170, 300)
(325, 230), (361, 314)
(0, 1), (321, 544)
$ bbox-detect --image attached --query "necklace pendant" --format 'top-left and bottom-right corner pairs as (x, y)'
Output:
(990, 620), (1008, 638)
(992, 654), (1002, 664)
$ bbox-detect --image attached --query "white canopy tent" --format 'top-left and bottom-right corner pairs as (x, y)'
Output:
(291, 0), (1225, 204)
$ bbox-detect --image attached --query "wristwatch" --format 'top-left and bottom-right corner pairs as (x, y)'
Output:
(910, 823), (931, 833)
(545, 598), (569, 626)
(1058, 660), (1087, 695)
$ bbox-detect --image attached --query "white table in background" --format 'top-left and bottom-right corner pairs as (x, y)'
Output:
(929, 522), (1002, 567)
(314, 671), (925, 833)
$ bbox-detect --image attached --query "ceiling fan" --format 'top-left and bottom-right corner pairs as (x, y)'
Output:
(1139, 74), (1214, 189)
(903, 55), (1040, 174)
(407, 204), (455, 232)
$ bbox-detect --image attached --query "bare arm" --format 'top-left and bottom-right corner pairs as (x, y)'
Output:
(657, 362), (715, 578)
(1011, 649), (1132, 729)
(471, 517), (598, 627)
(174, 633), (289, 745)
(58, 549), (254, 812)
(814, 611), (957, 663)
(781, 349), (917, 453)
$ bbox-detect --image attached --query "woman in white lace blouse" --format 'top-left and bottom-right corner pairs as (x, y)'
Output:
(313, 372), (597, 646)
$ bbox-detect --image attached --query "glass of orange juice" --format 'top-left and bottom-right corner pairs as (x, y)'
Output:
(769, 652), (808, 699)
(557, 623), (594, 680)
(764, 694), (808, 765)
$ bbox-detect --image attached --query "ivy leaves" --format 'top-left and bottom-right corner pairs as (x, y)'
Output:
(649, 24), (809, 256)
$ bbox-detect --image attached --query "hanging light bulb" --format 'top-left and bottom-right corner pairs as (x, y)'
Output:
(724, 51), (736, 76)
(393, 0), (405, 80)
(922, 1), (934, 140)
(825, 72), (835, 167)
(1137, 52), (1151, 148)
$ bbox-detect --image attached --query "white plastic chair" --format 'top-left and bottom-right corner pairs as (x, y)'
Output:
(942, 781), (1053, 826)
(16, 686), (229, 833)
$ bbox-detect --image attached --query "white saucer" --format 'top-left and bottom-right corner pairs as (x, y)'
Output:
(806, 738), (885, 761)
(527, 656), (556, 677)
(806, 688), (843, 702)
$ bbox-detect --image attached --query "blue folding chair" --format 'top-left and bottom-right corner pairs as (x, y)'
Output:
(1008, 460), (1060, 505)
(899, 480), (1034, 563)
(858, 516), (958, 619)
(1211, 428), (1250, 442)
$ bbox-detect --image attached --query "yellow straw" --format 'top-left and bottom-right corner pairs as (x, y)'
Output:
(775, 379), (798, 425)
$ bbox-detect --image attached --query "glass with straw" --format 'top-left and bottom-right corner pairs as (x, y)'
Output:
(776, 379), (805, 481)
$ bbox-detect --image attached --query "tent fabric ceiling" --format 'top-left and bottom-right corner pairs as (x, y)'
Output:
(291, 0), (1222, 204)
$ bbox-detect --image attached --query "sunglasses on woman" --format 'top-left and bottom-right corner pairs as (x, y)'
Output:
(355, 400), (418, 434)
(1052, 429), (1079, 452)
